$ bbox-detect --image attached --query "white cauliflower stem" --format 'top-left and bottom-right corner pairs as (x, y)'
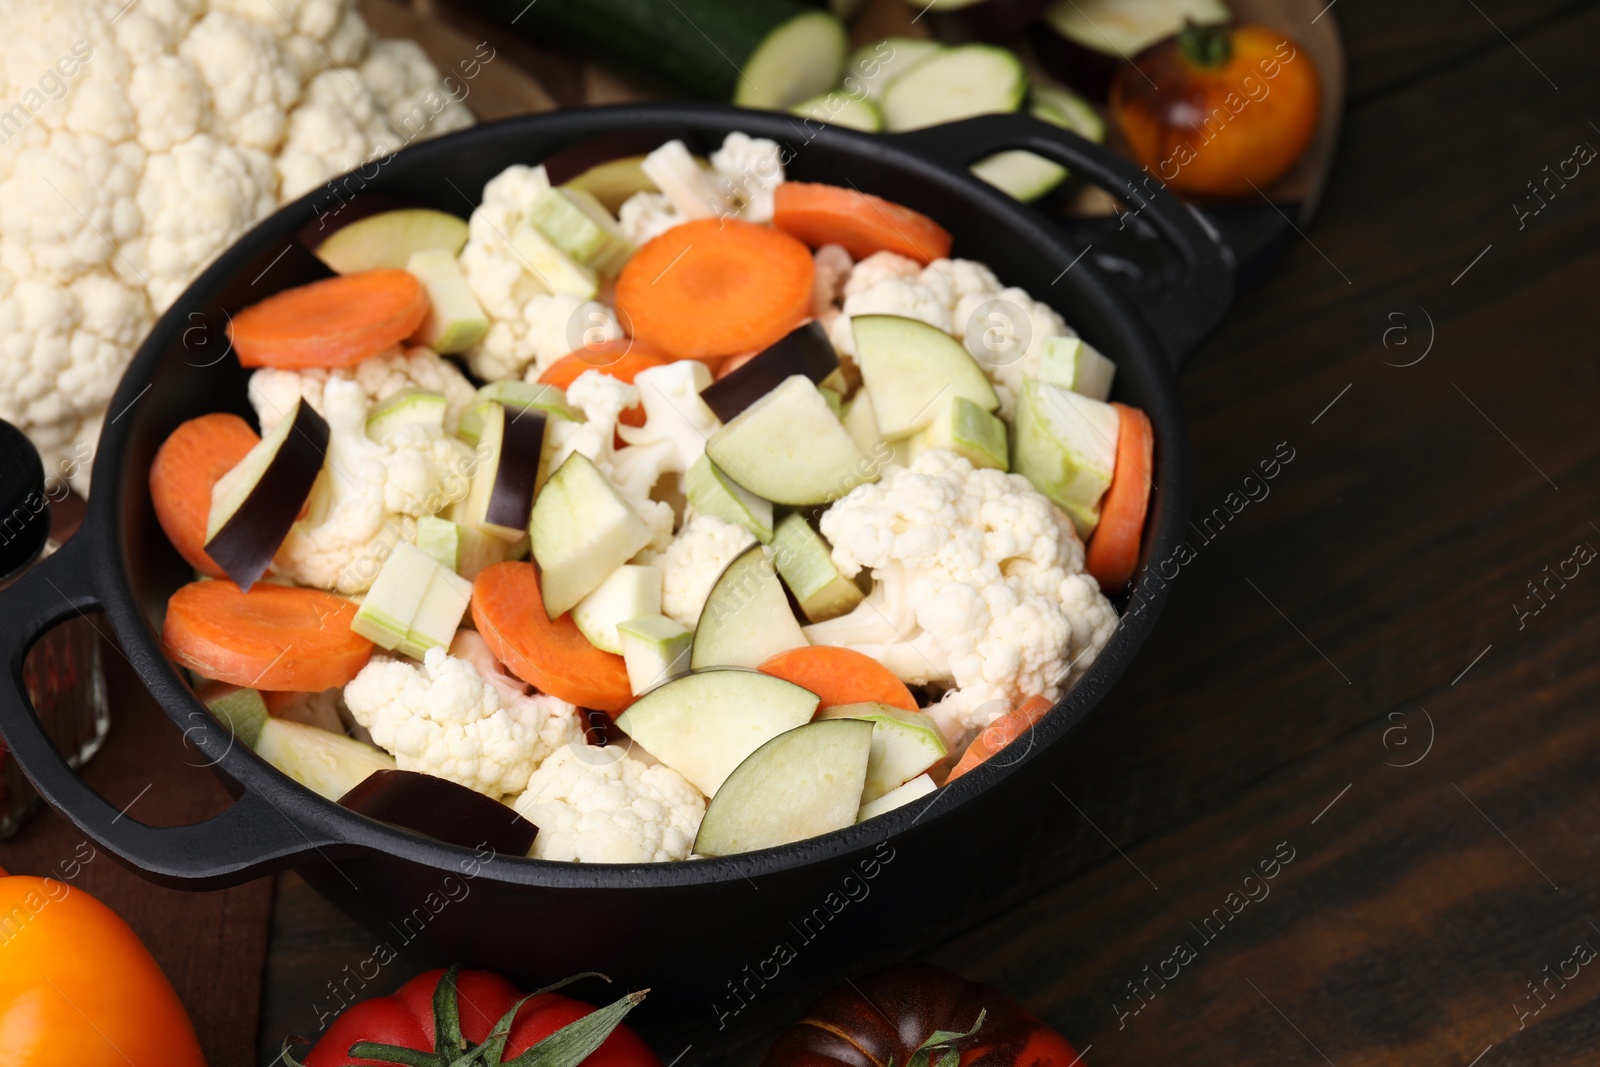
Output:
(345, 646), (583, 798)
(512, 744), (705, 863)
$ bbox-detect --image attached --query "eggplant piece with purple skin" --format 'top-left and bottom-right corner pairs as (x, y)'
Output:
(204, 398), (329, 591)
(483, 404), (549, 532)
(339, 769), (538, 856)
(700, 320), (839, 421)
(924, 0), (1048, 44)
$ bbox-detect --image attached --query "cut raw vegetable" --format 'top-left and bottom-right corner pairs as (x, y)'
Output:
(816, 701), (948, 802)
(461, 402), (548, 539)
(757, 645), (918, 712)
(857, 773), (937, 822)
(879, 44), (1027, 132)
(572, 565), (663, 654)
(538, 341), (668, 430)
(204, 398), (329, 591)
(851, 315), (999, 438)
(543, 128), (681, 185)
(254, 717), (397, 802)
(616, 614), (693, 695)
(529, 452), (654, 618)
(563, 155), (657, 213)
(691, 544), (810, 669)
(908, 396), (1008, 471)
(919, 0), (1048, 44)
(351, 541), (438, 652)
(472, 561), (634, 713)
(693, 719), (873, 855)
(162, 580), (374, 691)
(339, 769), (538, 854)
(149, 413), (261, 580)
(1033, 84), (1107, 140)
(1041, 0), (1229, 98)
(706, 375), (875, 506)
(1037, 335), (1116, 401)
(228, 269), (430, 369)
(509, 223), (600, 299)
(405, 248), (489, 354)
(820, 386), (844, 418)
(613, 669), (820, 795)
(198, 683), (269, 748)
(457, 380), (579, 448)
(790, 92), (884, 132)
(773, 182), (952, 264)
(615, 218), (815, 362)
(529, 187), (636, 275)
(683, 455), (775, 543)
(1085, 402), (1154, 594)
(313, 208), (469, 274)
(736, 9), (849, 107)
(409, 564), (474, 658)
(770, 512), (864, 623)
(969, 85), (1107, 202)
(946, 694), (1054, 781)
(414, 515), (460, 570)
(366, 389), (446, 441)
(699, 320), (839, 421)
(843, 37), (942, 102)
(840, 391), (908, 469)
(641, 140), (730, 220)
(1013, 380), (1120, 537)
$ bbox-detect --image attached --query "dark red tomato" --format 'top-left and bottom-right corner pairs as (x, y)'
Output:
(763, 964), (1080, 1067)
(303, 967), (659, 1067)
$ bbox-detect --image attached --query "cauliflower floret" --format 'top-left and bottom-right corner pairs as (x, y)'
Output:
(809, 448), (1119, 734)
(710, 131), (786, 223)
(272, 378), (474, 593)
(917, 257), (1002, 309)
(950, 286), (1070, 418)
(274, 65), (394, 200)
(248, 346), (476, 434)
(617, 191), (679, 246)
(613, 359), (720, 496)
(812, 244), (852, 316)
(826, 253), (951, 359)
(178, 11), (300, 151)
(638, 511), (757, 630)
(841, 251), (921, 299)
(345, 646), (583, 798)
(358, 38), (473, 146)
(511, 743), (705, 863)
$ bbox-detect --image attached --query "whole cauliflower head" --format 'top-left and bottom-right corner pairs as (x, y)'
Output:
(345, 646), (583, 798)
(812, 449), (1119, 734)
(0, 0), (473, 494)
(512, 743), (705, 863)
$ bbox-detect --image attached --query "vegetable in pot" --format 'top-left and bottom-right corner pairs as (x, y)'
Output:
(1111, 22), (1320, 197)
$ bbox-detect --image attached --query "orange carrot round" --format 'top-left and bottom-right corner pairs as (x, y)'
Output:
(946, 695), (1054, 782)
(758, 646), (918, 712)
(538, 340), (670, 429)
(714, 350), (759, 381)
(773, 182), (952, 265)
(1085, 403), (1155, 594)
(162, 580), (373, 692)
(229, 269), (429, 369)
(471, 561), (634, 715)
(149, 413), (261, 579)
(615, 218), (814, 362)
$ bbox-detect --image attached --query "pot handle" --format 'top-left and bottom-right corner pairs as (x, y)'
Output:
(0, 535), (340, 888)
(892, 113), (1236, 368)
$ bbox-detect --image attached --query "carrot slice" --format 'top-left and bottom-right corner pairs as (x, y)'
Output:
(714, 350), (758, 381)
(1085, 403), (1155, 594)
(229, 269), (429, 369)
(946, 695), (1054, 782)
(162, 580), (373, 692)
(758, 646), (919, 713)
(149, 413), (261, 579)
(773, 182), (952, 265)
(615, 218), (814, 362)
(538, 339), (669, 429)
(471, 561), (634, 715)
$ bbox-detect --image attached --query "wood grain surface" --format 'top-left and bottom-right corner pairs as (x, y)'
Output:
(253, 1), (1600, 1063)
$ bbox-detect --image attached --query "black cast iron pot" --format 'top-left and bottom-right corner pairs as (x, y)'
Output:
(0, 105), (1229, 1012)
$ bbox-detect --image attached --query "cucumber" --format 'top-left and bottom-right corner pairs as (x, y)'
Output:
(530, 452), (654, 618)
(691, 544), (809, 669)
(573, 564), (663, 654)
(254, 718), (397, 802)
(771, 513), (863, 623)
(706, 375), (875, 506)
(366, 389), (447, 442)
(970, 85), (1107, 202)
(790, 91), (883, 132)
(406, 249), (489, 354)
(529, 187), (636, 276)
(851, 315), (998, 438)
(683, 455), (774, 543)
(1032, 84), (1107, 141)
(844, 37), (942, 102)
(1044, 0), (1228, 61)
(617, 613), (694, 695)
(502, 0), (846, 108)
(880, 44), (1027, 132)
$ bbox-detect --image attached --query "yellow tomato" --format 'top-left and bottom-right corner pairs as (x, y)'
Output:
(0, 871), (205, 1067)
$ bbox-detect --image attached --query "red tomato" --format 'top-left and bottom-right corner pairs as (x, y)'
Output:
(303, 967), (658, 1067)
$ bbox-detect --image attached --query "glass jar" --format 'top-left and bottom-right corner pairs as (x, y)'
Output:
(0, 420), (110, 839)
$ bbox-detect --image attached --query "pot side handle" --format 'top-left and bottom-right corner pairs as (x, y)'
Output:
(892, 113), (1236, 369)
(0, 535), (339, 888)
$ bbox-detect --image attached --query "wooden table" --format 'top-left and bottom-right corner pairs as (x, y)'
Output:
(261, 1), (1600, 1061)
